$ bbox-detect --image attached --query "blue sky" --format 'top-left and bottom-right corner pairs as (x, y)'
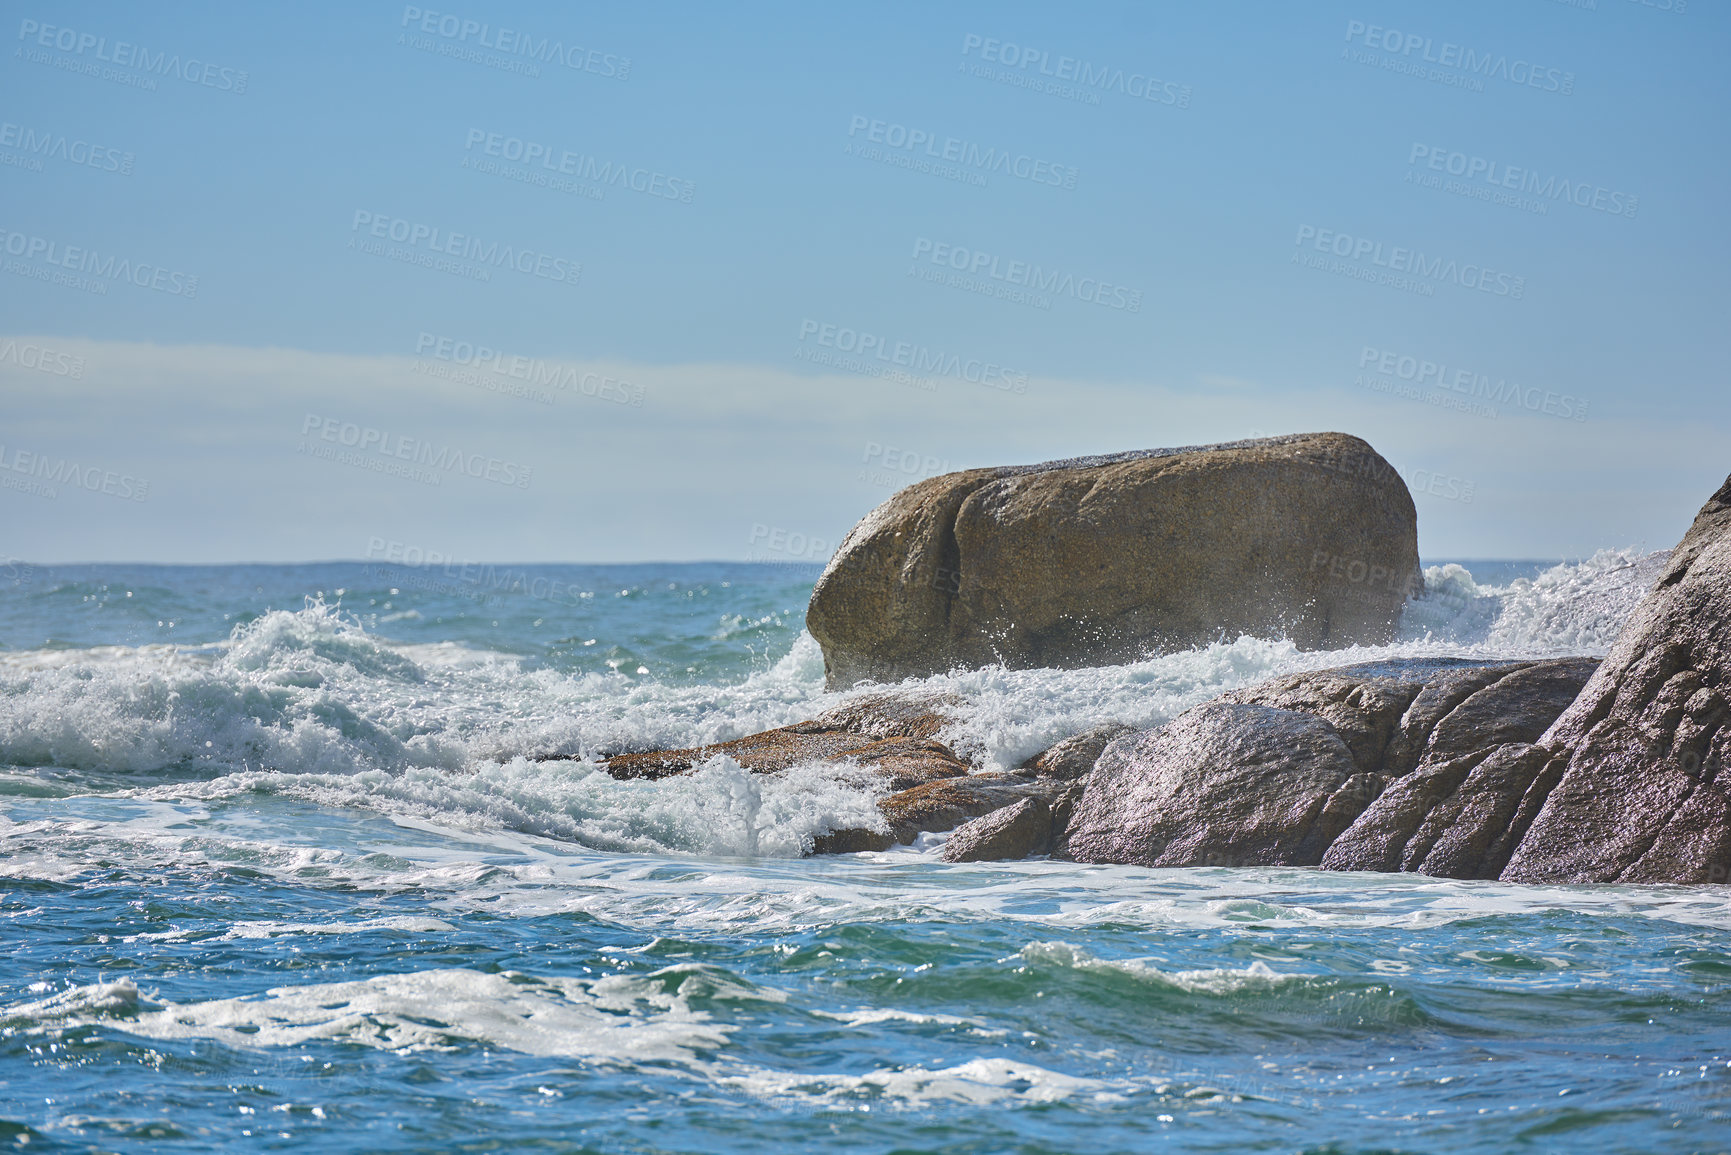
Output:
(2, 0), (1726, 563)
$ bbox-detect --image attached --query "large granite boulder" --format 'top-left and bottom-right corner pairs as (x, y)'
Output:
(1059, 657), (1600, 873)
(806, 434), (1421, 688)
(1502, 475), (1731, 884)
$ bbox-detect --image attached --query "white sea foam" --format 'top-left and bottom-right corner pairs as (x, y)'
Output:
(1021, 943), (1299, 993)
(811, 1006), (995, 1031)
(3, 972), (1128, 1108)
(1, 966), (764, 1063)
(1399, 547), (1668, 653)
(723, 1056), (1131, 1107)
(127, 916), (460, 943)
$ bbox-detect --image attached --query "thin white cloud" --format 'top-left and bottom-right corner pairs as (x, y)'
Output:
(0, 336), (1722, 563)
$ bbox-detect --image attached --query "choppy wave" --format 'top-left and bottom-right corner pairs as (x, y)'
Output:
(0, 552), (1669, 857)
(1399, 547), (1669, 652)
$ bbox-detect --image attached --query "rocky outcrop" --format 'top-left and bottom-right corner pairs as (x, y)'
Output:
(596, 470), (1731, 880)
(1059, 657), (1600, 874)
(1323, 743), (1556, 878)
(1055, 461), (1731, 885)
(1501, 476), (1731, 884)
(806, 434), (1421, 688)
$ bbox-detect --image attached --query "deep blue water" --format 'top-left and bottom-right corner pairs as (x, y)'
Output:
(1, 557), (1726, 1153)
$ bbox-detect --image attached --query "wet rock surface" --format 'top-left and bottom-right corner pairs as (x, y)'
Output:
(1501, 474), (1731, 884)
(814, 770), (1082, 855)
(1061, 657), (1600, 875)
(805, 690), (964, 741)
(1016, 723), (1136, 780)
(941, 797), (1054, 863)
(1060, 702), (1371, 868)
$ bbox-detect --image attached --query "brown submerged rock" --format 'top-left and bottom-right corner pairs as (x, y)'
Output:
(602, 728), (879, 781)
(806, 433), (1421, 688)
(808, 777), (1017, 855)
(882, 778), (1025, 842)
(812, 765), (1086, 856)
(603, 728), (970, 788)
(601, 685), (1104, 857)
(806, 690), (965, 741)
(601, 686), (972, 785)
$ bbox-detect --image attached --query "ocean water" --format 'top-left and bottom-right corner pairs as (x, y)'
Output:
(1, 551), (1727, 1154)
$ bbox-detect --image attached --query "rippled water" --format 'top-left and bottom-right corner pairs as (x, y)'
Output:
(2, 554), (1727, 1152)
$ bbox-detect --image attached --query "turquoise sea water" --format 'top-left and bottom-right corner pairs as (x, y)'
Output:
(1, 557), (1726, 1153)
